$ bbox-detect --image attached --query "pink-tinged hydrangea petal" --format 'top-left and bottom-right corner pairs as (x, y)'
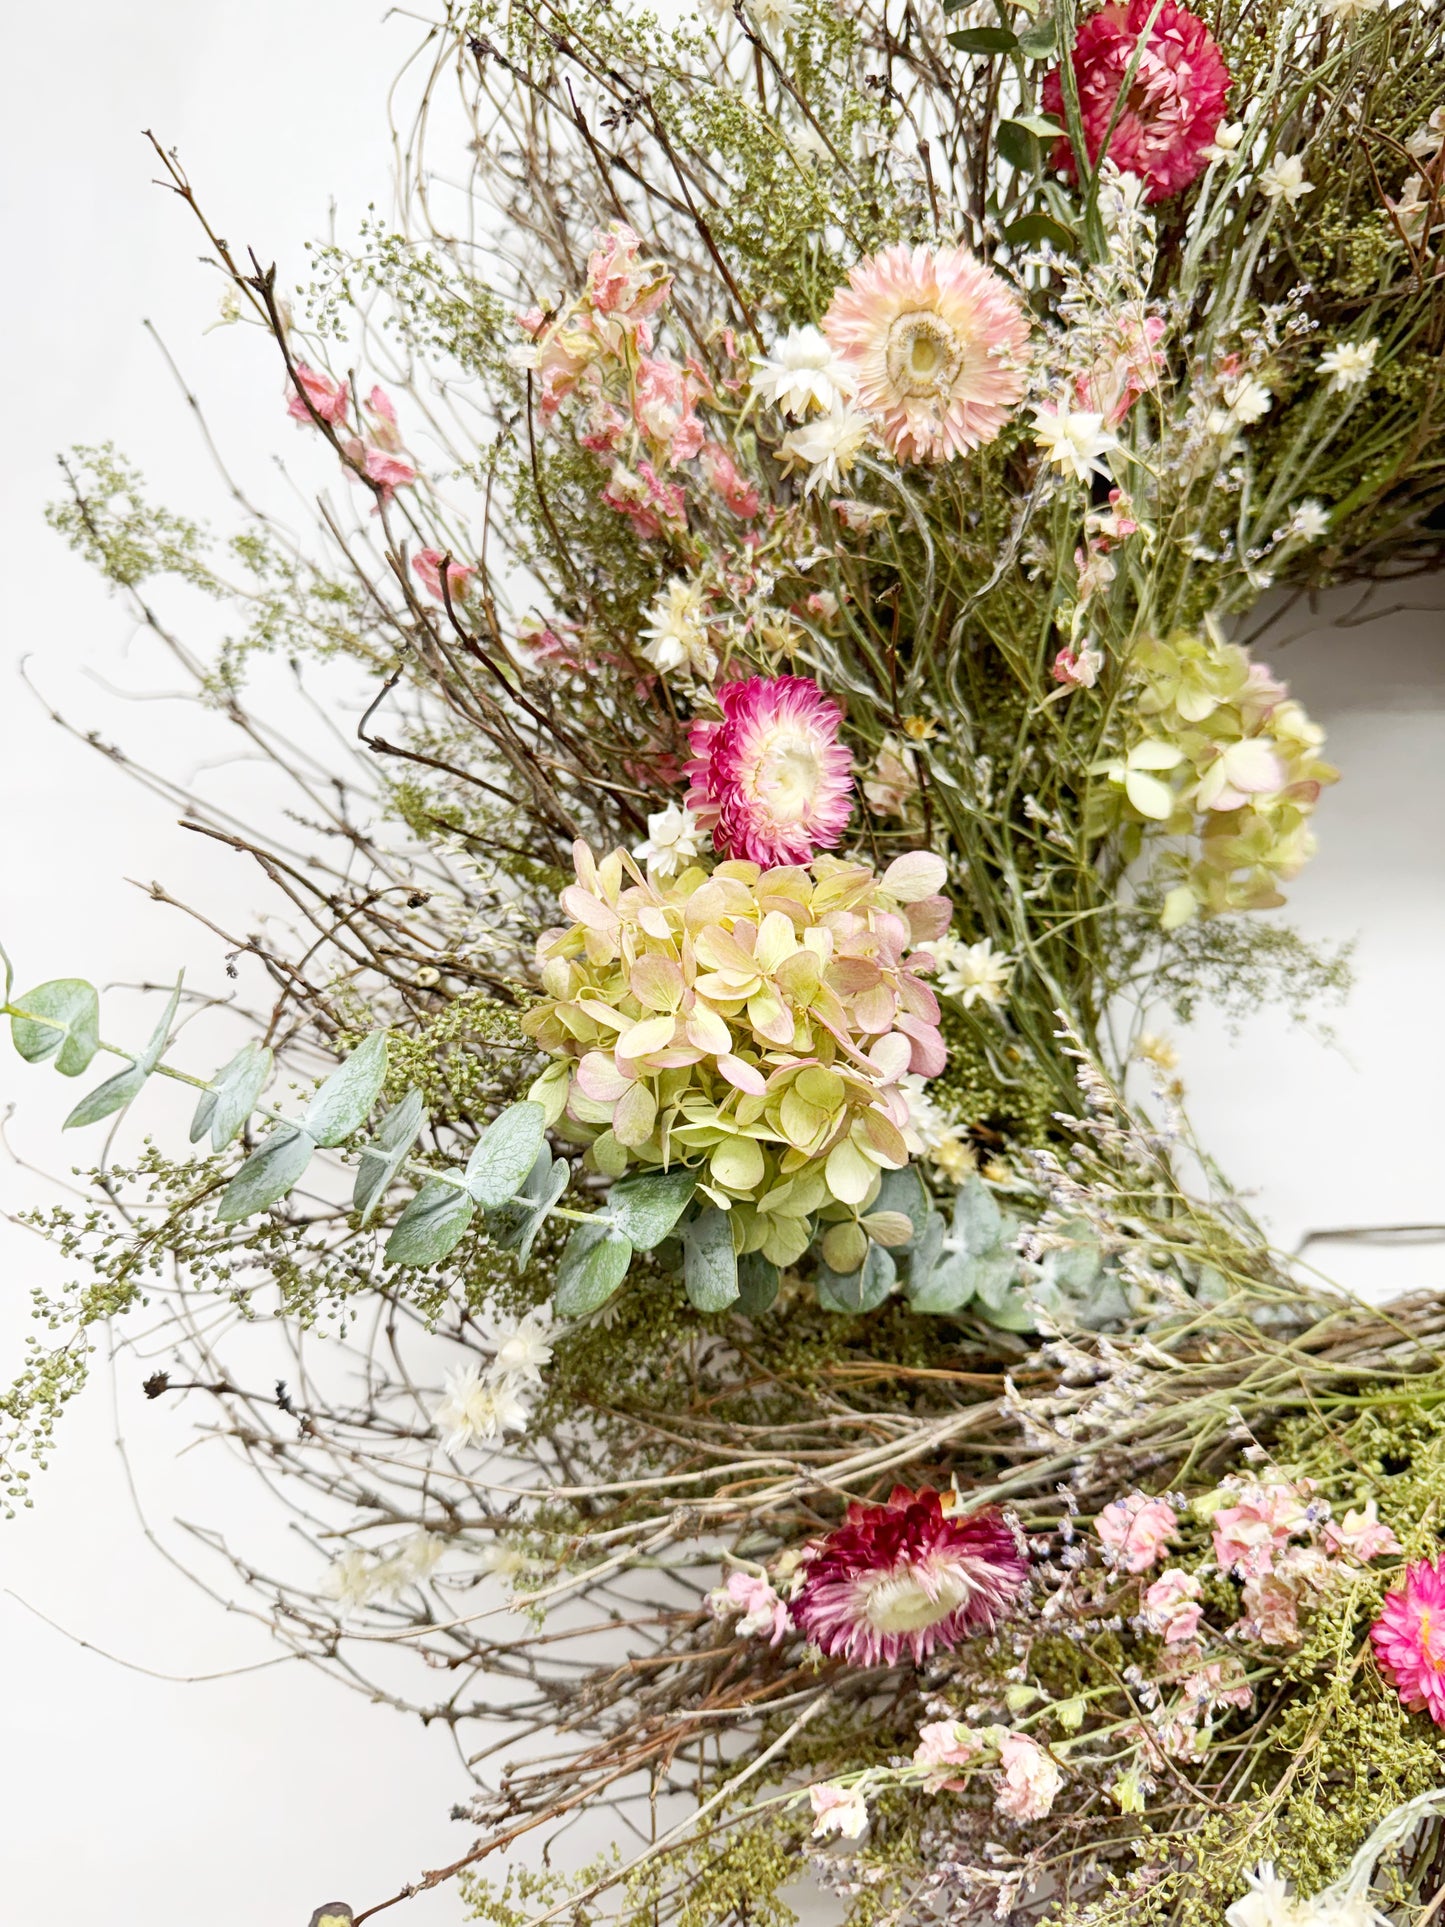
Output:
(1371, 1557), (1445, 1725)
(793, 1487), (1027, 1668)
(685, 675), (855, 867)
(1042, 1), (1231, 205)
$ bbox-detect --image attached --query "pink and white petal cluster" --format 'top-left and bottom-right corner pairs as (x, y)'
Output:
(412, 549), (475, 604)
(822, 244), (1031, 464)
(1095, 1492), (1178, 1573)
(1324, 1502), (1403, 1564)
(1211, 1480), (1314, 1579)
(1372, 1557), (1445, 1726)
(707, 1569), (793, 1646)
(1042, 0), (1231, 204)
(1143, 1567), (1204, 1644)
(685, 675), (855, 868)
(287, 360), (351, 426)
(994, 1734), (1064, 1822)
(791, 1487), (1027, 1669)
(912, 1720), (984, 1791)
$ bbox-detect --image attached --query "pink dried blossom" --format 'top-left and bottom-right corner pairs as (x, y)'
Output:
(1096, 1493), (1178, 1573)
(822, 244), (1030, 463)
(1239, 1572), (1301, 1648)
(1324, 1502), (1403, 1565)
(684, 674), (855, 868)
(809, 1781), (869, 1839)
(346, 442), (416, 503)
(1042, 1), (1231, 204)
(599, 460), (687, 539)
(792, 1487), (1027, 1669)
(1211, 1482), (1311, 1579)
(1143, 1567), (1204, 1645)
(708, 1569), (793, 1646)
(912, 1721), (983, 1791)
(1075, 310), (1167, 427)
(585, 223), (672, 334)
(1181, 1661), (1252, 1715)
(1052, 643), (1104, 689)
(412, 550), (475, 604)
(700, 442), (761, 519)
(365, 384), (403, 449)
(287, 360), (350, 427)
(995, 1733), (1063, 1821)
(633, 356), (704, 463)
(1372, 1557), (1445, 1725)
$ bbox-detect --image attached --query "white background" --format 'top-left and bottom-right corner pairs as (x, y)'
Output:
(0, 4), (1442, 1924)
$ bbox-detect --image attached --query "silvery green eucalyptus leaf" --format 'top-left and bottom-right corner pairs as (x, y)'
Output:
(385, 1175), (475, 1266)
(10, 979), (101, 1076)
(137, 975), (184, 1074)
(554, 1220), (633, 1316)
(735, 1252), (780, 1315)
(216, 1123), (316, 1223)
(63, 1062), (149, 1130)
(464, 1102), (546, 1208)
(303, 1031), (389, 1147)
(488, 1147), (570, 1268)
(191, 1042), (273, 1152)
(870, 1165), (929, 1247)
(954, 1175), (1003, 1256)
(816, 1243), (895, 1314)
(353, 1086), (426, 1227)
(604, 1166), (698, 1250)
(682, 1207), (738, 1312)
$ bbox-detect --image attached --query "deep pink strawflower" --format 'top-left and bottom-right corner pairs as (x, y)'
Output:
(1042, 1), (1231, 205)
(792, 1486), (1027, 1668)
(685, 674), (854, 867)
(1371, 1556), (1445, 1725)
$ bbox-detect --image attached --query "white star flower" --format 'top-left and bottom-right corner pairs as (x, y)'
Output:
(640, 578), (717, 681)
(777, 403), (873, 495)
(479, 1305), (556, 1383)
(434, 1362), (532, 1451)
(1259, 154), (1312, 207)
(932, 935), (1015, 1010)
(751, 324), (855, 418)
(1318, 338), (1377, 390)
(633, 802), (705, 878)
(1030, 404), (1119, 484)
(1288, 500), (1330, 542)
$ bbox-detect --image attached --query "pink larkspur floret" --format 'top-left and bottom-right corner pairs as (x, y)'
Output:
(1095, 1493), (1178, 1573)
(287, 361), (350, 427)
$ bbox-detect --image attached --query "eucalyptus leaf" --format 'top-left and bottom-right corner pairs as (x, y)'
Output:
(735, 1252), (780, 1316)
(464, 1102), (546, 1208)
(353, 1086), (426, 1227)
(946, 24), (1018, 50)
(191, 1042), (273, 1152)
(385, 1175), (475, 1266)
(871, 1164), (929, 1246)
(216, 1124), (316, 1223)
(908, 1250), (979, 1315)
(554, 1219), (633, 1316)
(605, 1166), (698, 1250)
(816, 1243), (895, 1315)
(63, 1062), (148, 1130)
(137, 976), (185, 1075)
(975, 1287), (1036, 1333)
(10, 979), (101, 1076)
(682, 1207), (739, 1312)
(488, 1146), (570, 1267)
(954, 1176), (1003, 1256)
(304, 1031), (389, 1147)
(968, 1249), (1023, 1311)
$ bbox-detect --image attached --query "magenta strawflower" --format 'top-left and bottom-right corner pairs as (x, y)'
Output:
(792, 1487), (1027, 1668)
(1042, 0), (1231, 205)
(1371, 1556), (1445, 1725)
(684, 674), (855, 867)
(822, 244), (1030, 463)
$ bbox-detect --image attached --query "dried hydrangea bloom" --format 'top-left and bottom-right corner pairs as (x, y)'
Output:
(792, 1486), (1027, 1667)
(1042, 0), (1230, 205)
(521, 841), (951, 1261)
(822, 244), (1030, 463)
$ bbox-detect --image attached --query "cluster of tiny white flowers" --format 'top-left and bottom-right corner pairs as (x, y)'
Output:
(324, 1530), (446, 1614)
(432, 1306), (556, 1452)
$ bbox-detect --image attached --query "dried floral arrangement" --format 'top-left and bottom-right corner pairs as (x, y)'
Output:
(7, 0), (1445, 1923)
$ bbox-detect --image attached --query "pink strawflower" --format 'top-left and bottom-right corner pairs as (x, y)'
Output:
(684, 674), (855, 868)
(1372, 1558), (1445, 1725)
(287, 360), (350, 427)
(1042, 1), (1231, 204)
(700, 442), (761, 519)
(1324, 1502), (1403, 1565)
(707, 1569), (793, 1646)
(822, 244), (1030, 463)
(912, 1720), (984, 1791)
(995, 1733), (1063, 1822)
(1143, 1567), (1204, 1645)
(412, 549), (475, 604)
(1095, 1493), (1178, 1573)
(792, 1486), (1027, 1669)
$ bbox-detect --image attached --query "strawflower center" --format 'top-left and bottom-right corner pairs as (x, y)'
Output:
(886, 312), (964, 400)
(753, 732), (823, 822)
(858, 1557), (970, 1634)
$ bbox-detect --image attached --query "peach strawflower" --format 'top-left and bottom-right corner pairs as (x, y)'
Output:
(822, 245), (1030, 464)
(1371, 1557), (1445, 1725)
